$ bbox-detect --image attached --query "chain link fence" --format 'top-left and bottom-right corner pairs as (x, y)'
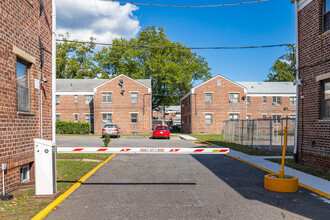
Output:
(223, 117), (295, 152)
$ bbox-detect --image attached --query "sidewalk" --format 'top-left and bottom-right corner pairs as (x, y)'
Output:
(181, 135), (330, 198)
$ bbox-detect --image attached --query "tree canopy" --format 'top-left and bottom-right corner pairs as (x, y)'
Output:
(56, 26), (212, 109)
(266, 45), (296, 82)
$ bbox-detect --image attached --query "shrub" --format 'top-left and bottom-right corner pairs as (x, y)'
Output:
(56, 121), (90, 134)
(103, 134), (110, 147)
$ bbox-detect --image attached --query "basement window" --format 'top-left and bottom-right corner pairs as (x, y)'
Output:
(20, 164), (30, 183)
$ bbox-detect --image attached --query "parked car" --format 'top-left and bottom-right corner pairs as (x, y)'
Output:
(152, 125), (170, 139)
(102, 124), (120, 138)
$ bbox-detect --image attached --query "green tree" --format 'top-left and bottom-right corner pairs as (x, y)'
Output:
(56, 33), (97, 79)
(266, 45), (296, 82)
(94, 26), (211, 108)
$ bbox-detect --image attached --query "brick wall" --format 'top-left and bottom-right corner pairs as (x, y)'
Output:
(181, 75), (296, 134)
(94, 75), (152, 135)
(56, 95), (93, 122)
(297, 0), (330, 172)
(0, 0), (53, 192)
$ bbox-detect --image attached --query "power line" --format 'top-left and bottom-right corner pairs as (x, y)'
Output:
(56, 39), (294, 50)
(100, 0), (269, 8)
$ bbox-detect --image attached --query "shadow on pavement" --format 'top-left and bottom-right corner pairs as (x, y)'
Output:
(191, 154), (330, 220)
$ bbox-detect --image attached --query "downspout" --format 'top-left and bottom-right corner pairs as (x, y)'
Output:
(52, 0), (56, 144)
(294, 0), (300, 160)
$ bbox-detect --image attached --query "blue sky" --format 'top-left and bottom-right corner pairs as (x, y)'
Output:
(57, 0), (296, 83)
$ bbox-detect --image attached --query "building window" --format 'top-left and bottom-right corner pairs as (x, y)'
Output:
(56, 95), (60, 104)
(74, 95), (78, 102)
(102, 114), (112, 123)
(229, 93), (239, 103)
(85, 114), (90, 123)
(322, 80), (330, 119)
(217, 79), (221, 87)
(102, 92), (112, 103)
(74, 114), (78, 122)
(56, 114), (60, 121)
(131, 113), (138, 123)
(17, 58), (31, 112)
(205, 114), (212, 124)
(272, 96), (281, 105)
(290, 97), (296, 105)
(289, 115), (296, 124)
(131, 92), (138, 103)
(229, 114), (239, 120)
(85, 95), (93, 104)
(247, 96), (250, 105)
(246, 115), (250, 120)
(20, 164), (30, 183)
(262, 115), (267, 119)
(205, 93), (212, 103)
(263, 96), (266, 104)
(272, 115), (281, 123)
(324, 0), (330, 32)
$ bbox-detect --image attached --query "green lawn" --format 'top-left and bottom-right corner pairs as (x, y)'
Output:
(0, 154), (112, 220)
(190, 134), (283, 156)
(266, 159), (330, 181)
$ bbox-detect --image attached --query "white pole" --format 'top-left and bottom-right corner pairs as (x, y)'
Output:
(52, 0), (56, 144)
(294, 1), (299, 155)
(2, 169), (4, 195)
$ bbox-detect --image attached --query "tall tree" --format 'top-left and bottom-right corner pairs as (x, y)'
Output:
(94, 26), (211, 109)
(56, 33), (97, 79)
(266, 45), (296, 82)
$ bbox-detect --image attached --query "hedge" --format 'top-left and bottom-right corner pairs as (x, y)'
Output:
(56, 121), (91, 134)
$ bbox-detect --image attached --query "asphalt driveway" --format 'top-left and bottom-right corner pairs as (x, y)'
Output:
(48, 136), (330, 220)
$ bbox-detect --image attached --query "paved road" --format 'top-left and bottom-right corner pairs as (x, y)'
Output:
(49, 136), (330, 220)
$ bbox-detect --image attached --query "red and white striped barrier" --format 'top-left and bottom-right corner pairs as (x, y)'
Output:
(56, 147), (229, 154)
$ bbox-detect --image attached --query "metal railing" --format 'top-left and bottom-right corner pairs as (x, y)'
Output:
(223, 117), (295, 152)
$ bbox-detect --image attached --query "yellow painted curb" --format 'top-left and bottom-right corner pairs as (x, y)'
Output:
(197, 139), (330, 198)
(120, 137), (127, 140)
(197, 139), (214, 146)
(32, 153), (116, 220)
(264, 174), (298, 193)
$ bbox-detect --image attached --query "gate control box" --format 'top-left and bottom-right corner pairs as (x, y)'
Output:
(34, 139), (56, 195)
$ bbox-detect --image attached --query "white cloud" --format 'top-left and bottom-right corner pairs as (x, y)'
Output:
(56, 0), (140, 43)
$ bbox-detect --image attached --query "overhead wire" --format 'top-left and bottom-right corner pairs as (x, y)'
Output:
(56, 39), (294, 50)
(100, 0), (269, 8)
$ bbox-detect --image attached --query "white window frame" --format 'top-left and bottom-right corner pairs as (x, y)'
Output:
(131, 92), (138, 103)
(85, 114), (90, 123)
(247, 96), (250, 105)
(272, 96), (282, 105)
(102, 113), (112, 123)
(263, 96), (266, 104)
(74, 95), (78, 103)
(20, 164), (30, 183)
(246, 114), (251, 119)
(322, 80), (330, 119)
(56, 114), (61, 121)
(229, 93), (239, 103)
(205, 113), (212, 124)
(56, 95), (60, 104)
(229, 113), (239, 120)
(131, 113), (138, 123)
(290, 96), (296, 105)
(272, 115), (281, 124)
(17, 58), (31, 112)
(74, 114), (79, 122)
(85, 95), (93, 104)
(205, 93), (212, 103)
(102, 92), (112, 103)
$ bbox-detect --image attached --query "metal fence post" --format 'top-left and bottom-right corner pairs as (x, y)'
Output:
(241, 120), (244, 145)
(251, 119), (255, 148)
(270, 117), (272, 151)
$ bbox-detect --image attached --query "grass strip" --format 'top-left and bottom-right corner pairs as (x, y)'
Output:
(0, 154), (111, 219)
(266, 158), (330, 181)
(191, 134), (284, 156)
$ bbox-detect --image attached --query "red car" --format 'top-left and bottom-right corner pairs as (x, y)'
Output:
(152, 125), (170, 139)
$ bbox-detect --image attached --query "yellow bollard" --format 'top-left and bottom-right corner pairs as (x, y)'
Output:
(279, 127), (288, 178)
(264, 126), (298, 193)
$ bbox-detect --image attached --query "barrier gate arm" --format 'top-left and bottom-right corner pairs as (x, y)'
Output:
(56, 147), (230, 154)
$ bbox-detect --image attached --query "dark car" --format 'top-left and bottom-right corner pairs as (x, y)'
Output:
(152, 125), (170, 139)
(102, 124), (120, 138)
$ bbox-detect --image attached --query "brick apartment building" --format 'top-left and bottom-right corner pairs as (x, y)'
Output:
(152, 106), (181, 125)
(181, 75), (296, 134)
(0, 0), (53, 193)
(56, 75), (152, 135)
(295, 0), (330, 172)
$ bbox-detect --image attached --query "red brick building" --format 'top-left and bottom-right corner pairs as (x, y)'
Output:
(0, 0), (53, 193)
(295, 0), (330, 172)
(56, 75), (152, 135)
(181, 75), (296, 134)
